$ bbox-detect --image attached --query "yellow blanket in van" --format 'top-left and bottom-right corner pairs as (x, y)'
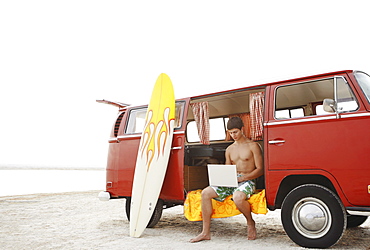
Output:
(184, 189), (267, 221)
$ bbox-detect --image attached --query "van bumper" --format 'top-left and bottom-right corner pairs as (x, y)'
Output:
(98, 191), (111, 201)
(346, 207), (370, 216)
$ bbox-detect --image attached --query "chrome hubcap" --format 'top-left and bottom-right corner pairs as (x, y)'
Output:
(292, 197), (331, 238)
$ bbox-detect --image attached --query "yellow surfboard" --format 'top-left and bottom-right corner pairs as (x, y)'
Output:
(129, 73), (175, 237)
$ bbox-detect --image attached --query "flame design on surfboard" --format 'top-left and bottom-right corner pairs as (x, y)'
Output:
(139, 106), (174, 170)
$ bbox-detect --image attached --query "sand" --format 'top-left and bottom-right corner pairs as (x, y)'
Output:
(0, 191), (369, 250)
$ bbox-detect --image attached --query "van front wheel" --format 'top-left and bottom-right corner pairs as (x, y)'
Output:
(281, 184), (346, 248)
(125, 197), (163, 228)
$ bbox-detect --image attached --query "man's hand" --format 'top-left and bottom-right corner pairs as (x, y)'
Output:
(237, 174), (245, 182)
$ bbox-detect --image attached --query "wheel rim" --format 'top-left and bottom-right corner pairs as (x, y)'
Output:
(292, 197), (331, 239)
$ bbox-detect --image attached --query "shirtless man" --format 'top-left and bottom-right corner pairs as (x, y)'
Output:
(190, 116), (264, 243)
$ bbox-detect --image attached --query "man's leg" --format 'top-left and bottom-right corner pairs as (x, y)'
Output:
(190, 187), (218, 243)
(233, 191), (257, 240)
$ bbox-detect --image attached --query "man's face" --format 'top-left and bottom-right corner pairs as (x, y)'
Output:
(228, 128), (243, 141)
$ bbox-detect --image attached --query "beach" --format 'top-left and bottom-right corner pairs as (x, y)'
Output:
(0, 190), (369, 250)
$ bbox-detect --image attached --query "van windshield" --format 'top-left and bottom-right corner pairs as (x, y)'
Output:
(354, 71), (370, 103)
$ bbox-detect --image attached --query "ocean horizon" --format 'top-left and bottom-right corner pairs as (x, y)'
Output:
(0, 167), (106, 197)
(0, 163), (105, 171)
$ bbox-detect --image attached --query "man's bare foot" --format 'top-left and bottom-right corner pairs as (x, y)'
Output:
(190, 233), (211, 243)
(247, 221), (257, 240)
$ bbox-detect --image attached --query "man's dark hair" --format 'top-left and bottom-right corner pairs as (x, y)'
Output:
(227, 116), (244, 130)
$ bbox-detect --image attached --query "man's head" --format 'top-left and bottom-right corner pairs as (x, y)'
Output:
(227, 117), (244, 141)
(227, 116), (244, 130)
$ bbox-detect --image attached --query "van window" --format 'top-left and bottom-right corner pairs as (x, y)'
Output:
(174, 101), (185, 128)
(126, 108), (147, 134)
(187, 117), (227, 142)
(336, 77), (358, 112)
(275, 108), (304, 119)
(275, 77), (358, 119)
(316, 104), (329, 115)
(354, 71), (370, 103)
(275, 79), (334, 119)
(125, 102), (185, 134)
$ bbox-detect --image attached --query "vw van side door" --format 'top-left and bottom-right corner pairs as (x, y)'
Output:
(266, 73), (370, 207)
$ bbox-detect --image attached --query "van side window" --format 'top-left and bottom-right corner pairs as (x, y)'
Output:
(275, 108), (304, 119)
(275, 79), (334, 119)
(126, 108), (147, 134)
(126, 102), (185, 134)
(355, 71), (370, 103)
(275, 77), (358, 119)
(174, 101), (185, 128)
(187, 117), (227, 142)
(336, 77), (358, 112)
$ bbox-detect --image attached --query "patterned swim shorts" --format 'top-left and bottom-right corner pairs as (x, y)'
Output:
(211, 179), (256, 202)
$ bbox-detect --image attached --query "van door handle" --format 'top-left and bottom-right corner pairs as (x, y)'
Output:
(268, 140), (285, 144)
(171, 146), (182, 150)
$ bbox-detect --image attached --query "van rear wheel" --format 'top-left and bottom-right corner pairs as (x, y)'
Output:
(281, 184), (346, 248)
(125, 197), (163, 228)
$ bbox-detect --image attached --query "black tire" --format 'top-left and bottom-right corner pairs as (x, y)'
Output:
(347, 215), (368, 228)
(281, 184), (347, 248)
(125, 197), (163, 228)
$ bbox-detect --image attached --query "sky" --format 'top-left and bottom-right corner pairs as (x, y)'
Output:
(1, 1), (369, 168)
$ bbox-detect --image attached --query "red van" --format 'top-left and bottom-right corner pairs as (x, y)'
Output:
(98, 70), (370, 248)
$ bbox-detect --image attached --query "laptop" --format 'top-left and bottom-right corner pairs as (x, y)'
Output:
(207, 164), (238, 187)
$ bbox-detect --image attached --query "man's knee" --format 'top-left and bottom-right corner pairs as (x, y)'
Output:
(201, 187), (217, 200)
(233, 191), (247, 205)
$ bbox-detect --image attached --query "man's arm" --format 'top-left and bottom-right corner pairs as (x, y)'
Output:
(225, 147), (232, 165)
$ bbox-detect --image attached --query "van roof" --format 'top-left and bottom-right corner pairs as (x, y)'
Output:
(190, 70), (354, 101)
(101, 70), (355, 112)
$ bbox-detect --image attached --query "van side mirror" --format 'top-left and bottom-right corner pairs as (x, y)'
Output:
(323, 98), (336, 113)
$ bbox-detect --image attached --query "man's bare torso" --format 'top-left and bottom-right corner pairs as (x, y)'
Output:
(226, 140), (257, 174)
